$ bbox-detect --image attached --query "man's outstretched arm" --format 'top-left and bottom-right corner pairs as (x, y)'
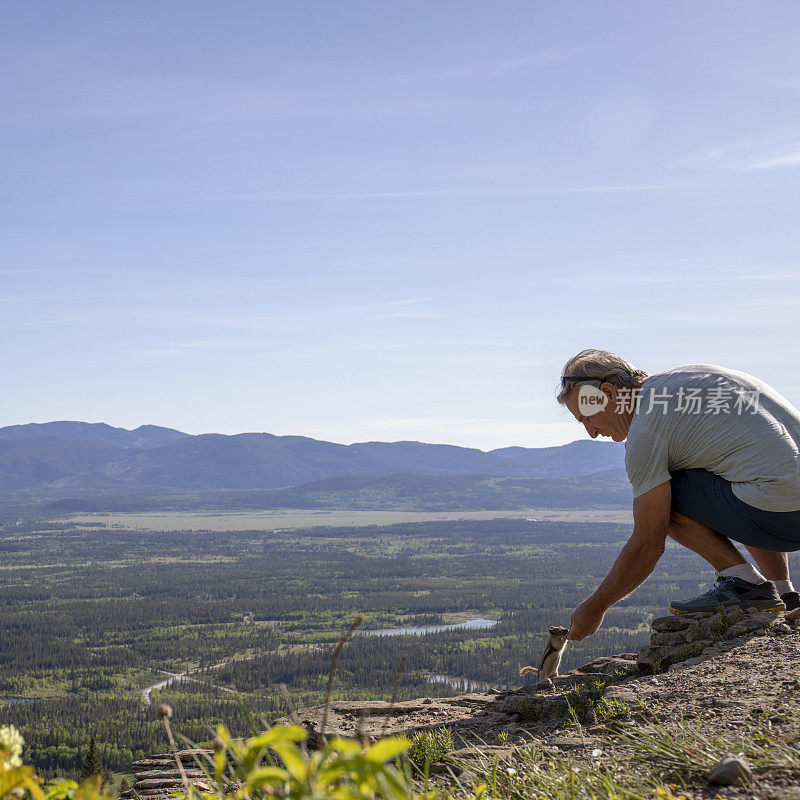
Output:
(568, 481), (671, 640)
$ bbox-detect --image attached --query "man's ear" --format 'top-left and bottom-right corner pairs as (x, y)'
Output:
(600, 381), (616, 402)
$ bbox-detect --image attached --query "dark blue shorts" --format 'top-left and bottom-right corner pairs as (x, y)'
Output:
(670, 469), (800, 552)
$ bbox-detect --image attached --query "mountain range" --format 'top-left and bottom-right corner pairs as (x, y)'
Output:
(0, 421), (625, 498)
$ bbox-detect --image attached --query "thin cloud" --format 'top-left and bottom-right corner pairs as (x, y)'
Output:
(688, 135), (800, 172)
(209, 184), (688, 202)
(553, 266), (800, 287)
(737, 149), (800, 171)
(405, 48), (590, 81)
(0, 267), (64, 275)
(376, 311), (442, 319)
(573, 320), (631, 331)
(3, 42), (585, 126)
(155, 338), (282, 350)
(625, 270), (800, 283)
(141, 337), (291, 357)
(328, 297), (434, 316)
(2, 56), (486, 126)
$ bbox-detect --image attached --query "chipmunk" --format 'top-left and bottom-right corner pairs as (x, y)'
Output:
(520, 625), (569, 682)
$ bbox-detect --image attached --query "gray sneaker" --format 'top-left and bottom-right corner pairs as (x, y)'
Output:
(669, 576), (785, 615)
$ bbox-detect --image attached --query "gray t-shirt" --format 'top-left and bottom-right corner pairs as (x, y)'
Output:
(624, 364), (800, 512)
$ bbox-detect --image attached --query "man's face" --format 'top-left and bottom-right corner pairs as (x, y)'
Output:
(564, 383), (629, 442)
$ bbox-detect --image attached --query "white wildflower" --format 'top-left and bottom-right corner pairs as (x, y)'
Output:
(590, 748), (603, 758)
(0, 724), (24, 769)
(506, 767), (517, 776)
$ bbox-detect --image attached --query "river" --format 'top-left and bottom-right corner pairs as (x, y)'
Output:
(361, 616), (498, 637)
(141, 662), (237, 705)
(427, 674), (496, 692)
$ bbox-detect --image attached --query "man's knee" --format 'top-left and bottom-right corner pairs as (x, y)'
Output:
(668, 508), (691, 536)
(667, 508), (723, 543)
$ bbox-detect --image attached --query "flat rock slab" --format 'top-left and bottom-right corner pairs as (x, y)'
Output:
(133, 769), (206, 780)
(289, 692), (516, 746)
(547, 735), (591, 750)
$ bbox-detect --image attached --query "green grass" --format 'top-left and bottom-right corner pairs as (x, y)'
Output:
(408, 728), (456, 770)
(551, 679), (633, 726)
(454, 712), (800, 799)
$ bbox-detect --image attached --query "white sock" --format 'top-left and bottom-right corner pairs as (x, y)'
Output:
(774, 579), (796, 595)
(718, 562), (767, 584)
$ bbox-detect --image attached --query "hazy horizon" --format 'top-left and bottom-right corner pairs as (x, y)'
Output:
(1, 417), (623, 451)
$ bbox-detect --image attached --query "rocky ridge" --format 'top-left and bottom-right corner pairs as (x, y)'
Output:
(123, 605), (800, 800)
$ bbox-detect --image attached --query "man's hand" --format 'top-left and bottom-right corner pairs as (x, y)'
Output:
(567, 483), (671, 642)
(568, 596), (606, 641)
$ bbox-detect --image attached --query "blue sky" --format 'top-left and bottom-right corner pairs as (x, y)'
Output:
(3, 1), (800, 448)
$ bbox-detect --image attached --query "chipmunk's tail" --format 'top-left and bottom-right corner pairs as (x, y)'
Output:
(519, 665), (539, 677)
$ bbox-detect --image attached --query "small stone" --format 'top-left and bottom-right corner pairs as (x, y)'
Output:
(547, 736), (585, 750)
(651, 616), (691, 632)
(683, 625), (706, 643)
(695, 613), (728, 639)
(603, 688), (636, 703)
(775, 623), (792, 634)
(767, 787), (800, 800)
(725, 606), (747, 623)
(636, 644), (675, 670)
(726, 614), (777, 637)
(650, 630), (687, 647)
(708, 754), (753, 786)
(712, 699), (746, 709)
(786, 607), (800, 622)
(575, 655), (640, 675)
(743, 608), (783, 625)
(422, 698), (433, 704)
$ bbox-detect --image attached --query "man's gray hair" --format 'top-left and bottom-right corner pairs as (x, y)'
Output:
(556, 349), (649, 405)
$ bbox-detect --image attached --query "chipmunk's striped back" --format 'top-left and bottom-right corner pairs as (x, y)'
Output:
(520, 625), (569, 682)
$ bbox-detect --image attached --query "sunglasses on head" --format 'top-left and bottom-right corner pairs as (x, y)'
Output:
(560, 375), (614, 387)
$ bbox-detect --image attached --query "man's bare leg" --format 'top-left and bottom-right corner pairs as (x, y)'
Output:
(669, 511), (790, 581)
(742, 546), (790, 581)
(668, 509), (747, 570)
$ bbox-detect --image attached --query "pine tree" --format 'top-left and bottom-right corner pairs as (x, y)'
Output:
(79, 736), (104, 783)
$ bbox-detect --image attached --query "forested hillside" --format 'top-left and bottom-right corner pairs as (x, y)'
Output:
(43, 469), (630, 512)
(0, 422), (623, 497)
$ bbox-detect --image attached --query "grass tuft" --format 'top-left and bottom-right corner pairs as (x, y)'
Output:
(407, 727), (455, 770)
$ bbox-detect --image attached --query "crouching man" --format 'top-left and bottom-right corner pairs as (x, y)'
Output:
(560, 349), (800, 641)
